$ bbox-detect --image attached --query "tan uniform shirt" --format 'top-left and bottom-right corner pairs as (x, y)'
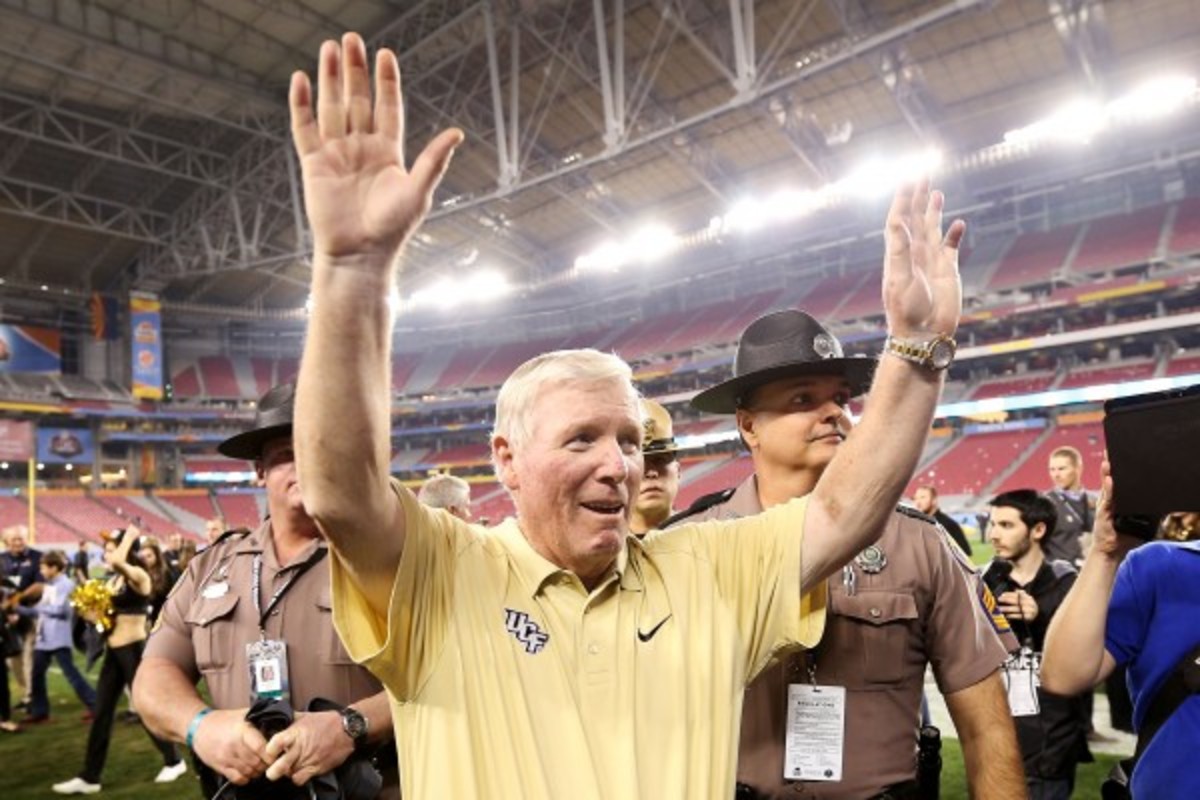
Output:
(331, 481), (827, 800)
(145, 521), (391, 799)
(678, 476), (1017, 800)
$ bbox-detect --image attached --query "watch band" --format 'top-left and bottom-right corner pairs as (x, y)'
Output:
(884, 333), (957, 371)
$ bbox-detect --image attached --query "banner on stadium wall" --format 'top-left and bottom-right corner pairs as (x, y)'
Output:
(0, 420), (34, 461)
(130, 293), (164, 401)
(90, 293), (121, 341)
(37, 427), (94, 464)
(0, 324), (61, 374)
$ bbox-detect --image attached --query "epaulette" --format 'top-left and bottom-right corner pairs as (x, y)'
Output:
(894, 504), (939, 526)
(200, 527), (253, 553)
(663, 487), (737, 528)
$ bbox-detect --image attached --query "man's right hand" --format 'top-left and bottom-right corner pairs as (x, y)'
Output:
(1091, 458), (1140, 563)
(191, 708), (271, 786)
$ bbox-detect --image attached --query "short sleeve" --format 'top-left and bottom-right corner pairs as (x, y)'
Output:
(143, 556), (202, 680)
(926, 525), (1016, 694)
(1105, 548), (1154, 667)
(330, 479), (476, 701)
(675, 496), (826, 680)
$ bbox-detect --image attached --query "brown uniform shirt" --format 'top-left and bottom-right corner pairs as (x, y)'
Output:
(145, 521), (398, 800)
(675, 476), (1017, 799)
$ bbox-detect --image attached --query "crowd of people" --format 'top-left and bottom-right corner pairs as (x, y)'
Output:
(0, 29), (1197, 800)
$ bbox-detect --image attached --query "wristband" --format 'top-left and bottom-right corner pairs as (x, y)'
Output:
(186, 707), (213, 750)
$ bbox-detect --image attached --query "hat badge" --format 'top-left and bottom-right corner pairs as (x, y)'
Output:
(813, 333), (836, 359)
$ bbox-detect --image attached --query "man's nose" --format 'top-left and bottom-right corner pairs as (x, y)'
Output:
(596, 441), (631, 482)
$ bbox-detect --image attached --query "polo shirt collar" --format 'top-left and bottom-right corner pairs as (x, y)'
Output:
(497, 518), (639, 597)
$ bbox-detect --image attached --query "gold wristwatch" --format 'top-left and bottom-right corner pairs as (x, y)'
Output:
(884, 333), (957, 371)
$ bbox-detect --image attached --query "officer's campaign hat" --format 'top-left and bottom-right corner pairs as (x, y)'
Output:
(642, 399), (681, 455)
(691, 309), (875, 414)
(217, 383), (295, 460)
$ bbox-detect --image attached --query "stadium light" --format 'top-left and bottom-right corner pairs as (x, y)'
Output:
(836, 147), (944, 197)
(404, 267), (513, 311)
(1004, 100), (1107, 146)
(1109, 75), (1198, 122)
(627, 224), (681, 262)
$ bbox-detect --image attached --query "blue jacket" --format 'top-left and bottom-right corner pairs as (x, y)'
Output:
(17, 572), (76, 652)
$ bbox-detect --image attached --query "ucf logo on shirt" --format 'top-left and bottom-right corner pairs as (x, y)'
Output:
(505, 608), (549, 654)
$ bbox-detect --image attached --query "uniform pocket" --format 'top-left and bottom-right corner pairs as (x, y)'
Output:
(185, 594), (240, 673)
(315, 591), (356, 665)
(829, 590), (918, 686)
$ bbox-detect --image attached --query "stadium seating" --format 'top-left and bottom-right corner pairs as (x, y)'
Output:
(994, 422), (1105, 494)
(1071, 205), (1167, 275)
(156, 490), (220, 532)
(425, 443), (491, 467)
(171, 364), (203, 397)
(0, 496), (81, 544)
(197, 356), (241, 399)
(471, 482), (515, 523)
(987, 225), (1080, 291)
(1059, 360), (1156, 389)
(93, 494), (183, 539)
(909, 428), (1044, 499)
(214, 491), (263, 530)
(1167, 353), (1200, 376)
(250, 357), (275, 397)
(675, 455), (754, 510)
(831, 271), (884, 322)
(794, 272), (868, 321)
(1167, 196), (1200, 255)
(36, 493), (130, 537)
(969, 372), (1058, 400)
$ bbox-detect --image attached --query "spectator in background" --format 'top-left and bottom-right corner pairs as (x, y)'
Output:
(162, 532), (184, 573)
(72, 541), (91, 583)
(175, 539), (198, 573)
(629, 399), (683, 536)
(15, 550), (96, 724)
(914, 483), (972, 556)
(983, 491), (1090, 800)
(137, 536), (177, 627)
(1045, 446), (1094, 565)
(204, 517), (226, 546)
(1042, 463), (1200, 800)
(417, 473), (473, 520)
(51, 528), (185, 795)
(1, 525), (43, 712)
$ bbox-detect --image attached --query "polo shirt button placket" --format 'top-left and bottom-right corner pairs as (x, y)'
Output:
(587, 642), (600, 656)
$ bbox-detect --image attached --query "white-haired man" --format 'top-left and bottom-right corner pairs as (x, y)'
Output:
(291, 32), (966, 800)
(416, 474), (473, 521)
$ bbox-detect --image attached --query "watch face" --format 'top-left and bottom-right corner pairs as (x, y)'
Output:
(342, 709), (367, 740)
(930, 339), (955, 370)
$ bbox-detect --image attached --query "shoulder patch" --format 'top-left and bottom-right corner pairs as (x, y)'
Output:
(663, 488), (736, 528)
(977, 581), (1012, 634)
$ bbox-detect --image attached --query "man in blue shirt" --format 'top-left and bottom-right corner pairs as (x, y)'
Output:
(16, 550), (96, 723)
(1042, 463), (1200, 800)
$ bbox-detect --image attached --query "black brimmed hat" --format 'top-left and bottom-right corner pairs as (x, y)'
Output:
(691, 309), (876, 414)
(217, 383), (295, 460)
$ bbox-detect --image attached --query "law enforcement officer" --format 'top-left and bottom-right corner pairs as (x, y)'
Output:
(630, 399), (685, 536)
(133, 384), (397, 798)
(672, 309), (1024, 800)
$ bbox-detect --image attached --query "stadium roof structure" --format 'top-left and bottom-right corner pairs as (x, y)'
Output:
(2, 0), (1200, 323)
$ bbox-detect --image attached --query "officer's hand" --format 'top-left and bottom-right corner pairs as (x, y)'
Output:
(263, 710), (355, 786)
(997, 590), (1039, 622)
(882, 178), (966, 338)
(191, 708), (270, 785)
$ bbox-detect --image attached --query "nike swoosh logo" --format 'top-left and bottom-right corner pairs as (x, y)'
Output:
(637, 615), (671, 643)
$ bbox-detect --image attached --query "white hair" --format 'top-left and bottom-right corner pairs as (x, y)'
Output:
(417, 473), (472, 511)
(491, 349), (636, 478)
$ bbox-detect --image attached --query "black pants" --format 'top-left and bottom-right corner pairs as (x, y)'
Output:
(80, 640), (179, 784)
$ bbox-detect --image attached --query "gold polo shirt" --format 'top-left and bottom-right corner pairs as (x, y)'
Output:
(331, 483), (826, 799)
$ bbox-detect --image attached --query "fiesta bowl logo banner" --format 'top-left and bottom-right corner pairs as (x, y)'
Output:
(130, 292), (163, 401)
(37, 427), (94, 464)
(0, 325), (61, 374)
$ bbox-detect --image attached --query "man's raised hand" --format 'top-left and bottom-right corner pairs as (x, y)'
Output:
(289, 33), (463, 265)
(882, 179), (966, 339)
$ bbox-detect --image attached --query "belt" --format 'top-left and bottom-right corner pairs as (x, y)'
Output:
(734, 779), (923, 800)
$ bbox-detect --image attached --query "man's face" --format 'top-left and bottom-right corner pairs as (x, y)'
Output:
(258, 437), (306, 518)
(636, 451), (680, 527)
(988, 506), (1042, 562)
(39, 562), (59, 580)
(1048, 455), (1080, 491)
(6, 531), (25, 556)
(496, 379), (642, 579)
(914, 488), (937, 515)
(737, 375), (853, 476)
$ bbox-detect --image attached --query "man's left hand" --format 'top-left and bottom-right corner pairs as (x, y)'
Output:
(263, 710), (354, 786)
(997, 589), (1039, 622)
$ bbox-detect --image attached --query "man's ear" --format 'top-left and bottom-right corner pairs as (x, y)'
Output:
(736, 409), (759, 450)
(493, 436), (518, 491)
(1031, 522), (1047, 542)
(254, 461), (266, 488)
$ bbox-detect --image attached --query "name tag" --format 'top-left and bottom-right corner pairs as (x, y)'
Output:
(784, 684), (845, 782)
(247, 639), (290, 704)
(202, 582), (229, 599)
(1002, 647), (1041, 717)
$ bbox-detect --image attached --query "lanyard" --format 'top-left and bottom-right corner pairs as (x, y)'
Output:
(250, 548), (327, 635)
